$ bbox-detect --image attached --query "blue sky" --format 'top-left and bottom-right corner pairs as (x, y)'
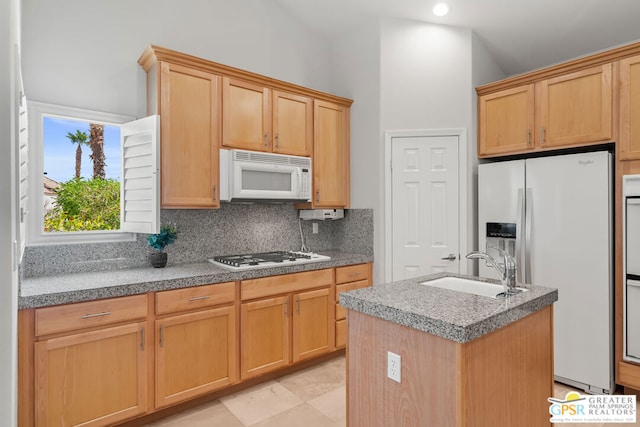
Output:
(43, 116), (121, 183)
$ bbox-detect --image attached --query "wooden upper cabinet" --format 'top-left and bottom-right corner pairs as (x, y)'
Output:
(155, 62), (221, 208)
(272, 90), (313, 156)
(313, 100), (350, 208)
(477, 64), (613, 157)
(222, 77), (271, 152)
(620, 55), (640, 160)
(222, 78), (313, 156)
(478, 84), (535, 157)
(537, 64), (613, 149)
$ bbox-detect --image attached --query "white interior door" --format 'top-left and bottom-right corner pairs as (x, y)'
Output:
(391, 135), (459, 281)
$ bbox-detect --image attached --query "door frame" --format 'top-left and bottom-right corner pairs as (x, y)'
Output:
(384, 128), (469, 282)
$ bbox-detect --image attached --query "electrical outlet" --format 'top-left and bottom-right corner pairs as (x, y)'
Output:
(312, 222), (319, 234)
(387, 351), (401, 383)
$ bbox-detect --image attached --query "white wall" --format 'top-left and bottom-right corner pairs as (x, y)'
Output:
(21, 0), (334, 117)
(331, 17), (504, 283)
(380, 18), (474, 283)
(0, 0), (20, 423)
(469, 32), (506, 270)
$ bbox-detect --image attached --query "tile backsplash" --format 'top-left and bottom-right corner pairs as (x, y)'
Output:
(22, 204), (373, 278)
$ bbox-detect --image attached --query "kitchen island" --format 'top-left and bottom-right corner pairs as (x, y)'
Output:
(339, 273), (558, 427)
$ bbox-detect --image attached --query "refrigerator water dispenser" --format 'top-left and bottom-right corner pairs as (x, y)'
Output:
(485, 222), (516, 265)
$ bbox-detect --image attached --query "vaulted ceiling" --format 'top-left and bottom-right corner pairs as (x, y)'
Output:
(275, 0), (640, 76)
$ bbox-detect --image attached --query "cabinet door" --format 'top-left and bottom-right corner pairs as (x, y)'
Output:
(240, 296), (290, 380)
(35, 322), (147, 427)
(478, 84), (534, 157)
(156, 306), (237, 408)
(272, 91), (312, 156)
(293, 288), (333, 362)
(222, 77), (271, 151)
(620, 55), (640, 160)
(159, 62), (221, 208)
(537, 64), (612, 148)
(313, 100), (350, 207)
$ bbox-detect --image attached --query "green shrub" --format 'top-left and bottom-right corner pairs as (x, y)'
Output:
(44, 178), (120, 232)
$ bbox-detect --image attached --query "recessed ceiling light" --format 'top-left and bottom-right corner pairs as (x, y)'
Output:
(432, 2), (450, 17)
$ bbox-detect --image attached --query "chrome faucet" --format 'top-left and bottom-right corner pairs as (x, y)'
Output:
(466, 249), (519, 297)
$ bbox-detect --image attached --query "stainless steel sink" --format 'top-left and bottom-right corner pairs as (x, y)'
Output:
(420, 276), (527, 299)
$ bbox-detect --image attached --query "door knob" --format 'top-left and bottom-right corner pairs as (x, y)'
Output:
(441, 254), (457, 261)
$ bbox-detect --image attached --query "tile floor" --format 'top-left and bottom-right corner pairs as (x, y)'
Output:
(147, 355), (639, 427)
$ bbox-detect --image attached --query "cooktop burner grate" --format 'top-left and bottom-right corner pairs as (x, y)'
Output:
(208, 251), (330, 270)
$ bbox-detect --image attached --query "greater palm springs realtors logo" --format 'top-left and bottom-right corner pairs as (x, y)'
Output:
(549, 391), (636, 423)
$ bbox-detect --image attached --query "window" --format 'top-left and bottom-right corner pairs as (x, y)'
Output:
(27, 102), (159, 245)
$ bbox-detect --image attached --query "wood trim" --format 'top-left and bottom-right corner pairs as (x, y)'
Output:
(619, 361), (640, 390)
(18, 309), (35, 427)
(477, 40), (640, 95)
(139, 45), (353, 107)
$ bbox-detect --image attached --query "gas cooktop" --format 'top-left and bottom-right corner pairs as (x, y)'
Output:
(208, 251), (331, 271)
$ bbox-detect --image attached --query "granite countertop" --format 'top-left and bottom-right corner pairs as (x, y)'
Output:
(339, 272), (557, 344)
(20, 251), (372, 309)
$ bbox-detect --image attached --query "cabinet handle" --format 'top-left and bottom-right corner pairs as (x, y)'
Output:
(541, 127), (546, 144)
(348, 272), (362, 278)
(160, 325), (164, 347)
(213, 185), (217, 201)
(141, 327), (145, 351)
(189, 295), (211, 302)
(296, 297), (301, 315)
(284, 300), (289, 317)
(275, 133), (279, 149)
(265, 131), (269, 148)
(80, 311), (111, 319)
(527, 129), (531, 146)
(316, 190), (320, 203)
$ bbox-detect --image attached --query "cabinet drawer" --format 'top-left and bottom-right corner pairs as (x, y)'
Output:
(35, 294), (148, 337)
(241, 268), (333, 300)
(336, 264), (371, 284)
(336, 319), (346, 348)
(335, 279), (371, 320)
(156, 282), (236, 315)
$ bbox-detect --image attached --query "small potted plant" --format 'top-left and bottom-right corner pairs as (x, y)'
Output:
(146, 224), (177, 268)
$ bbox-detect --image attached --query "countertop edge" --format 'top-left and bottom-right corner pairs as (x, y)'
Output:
(339, 273), (558, 343)
(19, 251), (373, 309)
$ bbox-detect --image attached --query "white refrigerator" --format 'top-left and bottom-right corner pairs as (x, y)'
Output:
(478, 151), (613, 394)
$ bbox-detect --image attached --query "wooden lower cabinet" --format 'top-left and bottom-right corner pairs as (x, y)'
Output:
(240, 295), (291, 380)
(335, 263), (373, 349)
(155, 306), (237, 408)
(34, 322), (148, 427)
(292, 288), (332, 362)
(241, 288), (333, 380)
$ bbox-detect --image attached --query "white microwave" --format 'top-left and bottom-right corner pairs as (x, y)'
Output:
(219, 149), (312, 202)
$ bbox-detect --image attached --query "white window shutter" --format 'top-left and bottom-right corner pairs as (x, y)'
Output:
(17, 57), (28, 264)
(120, 115), (160, 234)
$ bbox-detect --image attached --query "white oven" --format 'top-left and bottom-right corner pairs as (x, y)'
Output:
(219, 149), (312, 202)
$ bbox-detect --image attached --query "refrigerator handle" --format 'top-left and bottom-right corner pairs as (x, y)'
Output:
(515, 188), (524, 285)
(525, 188), (533, 284)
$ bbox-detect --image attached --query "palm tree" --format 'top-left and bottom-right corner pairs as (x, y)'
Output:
(65, 129), (89, 178)
(89, 123), (105, 179)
